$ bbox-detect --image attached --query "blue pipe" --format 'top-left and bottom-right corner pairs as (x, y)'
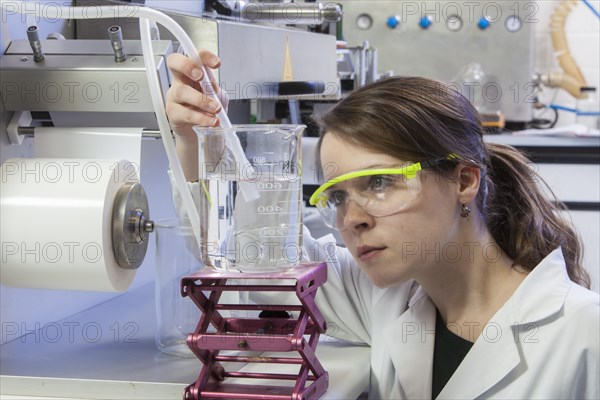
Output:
(550, 104), (600, 116)
(550, 104), (578, 113)
(581, 0), (600, 19)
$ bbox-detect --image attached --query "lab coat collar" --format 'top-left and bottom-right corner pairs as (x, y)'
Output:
(372, 286), (391, 307)
(505, 247), (571, 326)
(383, 283), (521, 399)
(372, 280), (418, 307)
(383, 286), (435, 399)
(439, 248), (571, 398)
(436, 299), (521, 399)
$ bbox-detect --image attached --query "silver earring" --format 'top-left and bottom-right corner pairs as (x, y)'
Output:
(461, 203), (471, 218)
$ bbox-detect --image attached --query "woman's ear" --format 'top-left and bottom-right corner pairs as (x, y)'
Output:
(456, 164), (481, 202)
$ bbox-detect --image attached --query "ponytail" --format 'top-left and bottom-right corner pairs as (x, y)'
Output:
(482, 143), (590, 288)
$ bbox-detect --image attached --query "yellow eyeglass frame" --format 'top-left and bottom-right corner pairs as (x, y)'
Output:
(308, 156), (460, 209)
(308, 164), (419, 209)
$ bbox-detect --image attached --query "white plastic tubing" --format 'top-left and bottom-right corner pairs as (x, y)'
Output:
(0, 1), (233, 244)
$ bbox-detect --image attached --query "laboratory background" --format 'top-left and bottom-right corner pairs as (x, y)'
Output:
(0, 0), (599, 399)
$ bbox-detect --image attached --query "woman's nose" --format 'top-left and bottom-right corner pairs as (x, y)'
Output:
(341, 198), (374, 232)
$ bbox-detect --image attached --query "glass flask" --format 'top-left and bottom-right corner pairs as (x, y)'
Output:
(154, 219), (200, 357)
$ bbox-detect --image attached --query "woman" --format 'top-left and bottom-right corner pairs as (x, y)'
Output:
(165, 51), (599, 399)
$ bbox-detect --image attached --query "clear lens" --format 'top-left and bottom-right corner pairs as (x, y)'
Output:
(316, 173), (422, 229)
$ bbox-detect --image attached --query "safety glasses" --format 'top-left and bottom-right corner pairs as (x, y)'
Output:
(309, 159), (449, 230)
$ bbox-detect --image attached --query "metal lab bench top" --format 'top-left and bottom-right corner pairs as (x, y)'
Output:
(0, 283), (370, 400)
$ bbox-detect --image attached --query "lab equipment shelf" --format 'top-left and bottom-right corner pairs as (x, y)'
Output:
(0, 282), (370, 400)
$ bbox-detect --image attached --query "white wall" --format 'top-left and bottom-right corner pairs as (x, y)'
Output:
(535, 0), (600, 126)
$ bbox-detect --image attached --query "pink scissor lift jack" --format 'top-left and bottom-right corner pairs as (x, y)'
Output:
(181, 262), (329, 400)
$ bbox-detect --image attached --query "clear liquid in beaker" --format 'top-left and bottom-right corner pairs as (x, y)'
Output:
(196, 125), (305, 273)
(204, 172), (302, 272)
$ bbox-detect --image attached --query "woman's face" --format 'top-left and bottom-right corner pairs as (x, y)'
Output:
(319, 133), (462, 288)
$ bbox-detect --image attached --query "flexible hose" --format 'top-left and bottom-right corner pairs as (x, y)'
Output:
(139, 17), (200, 242)
(540, 71), (585, 99)
(549, 0), (588, 98)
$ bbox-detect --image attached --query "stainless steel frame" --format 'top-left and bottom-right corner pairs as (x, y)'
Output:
(75, 10), (340, 101)
(338, 0), (535, 123)
(1, 40), (173, 115)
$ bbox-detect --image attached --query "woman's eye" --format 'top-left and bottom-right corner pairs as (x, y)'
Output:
(368, 175), (392, 191)
(328, 190), (347, 205)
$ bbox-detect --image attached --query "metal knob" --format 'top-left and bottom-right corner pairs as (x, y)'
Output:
(108, 25), (126, 62)
(26, 26), (44, 62)
(112, 182), (154, 270)
(322, 3), (343, 23)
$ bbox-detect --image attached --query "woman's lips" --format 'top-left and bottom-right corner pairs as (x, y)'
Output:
(357, 246), (387, 262)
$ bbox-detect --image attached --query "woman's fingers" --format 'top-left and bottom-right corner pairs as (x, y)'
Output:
(165, 49), (227, 138)
(167, 52), (205, 82)
(166, 102), (218, 131)
(199, 49), (221, 69)
(167, 51), (221, 83)
(168, 81), (222, 115)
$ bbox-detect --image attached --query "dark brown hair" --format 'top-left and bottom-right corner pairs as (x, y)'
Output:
(317, 76), (589, 288)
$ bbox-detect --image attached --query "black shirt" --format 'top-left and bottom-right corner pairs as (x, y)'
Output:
(431, 308), (474, 399)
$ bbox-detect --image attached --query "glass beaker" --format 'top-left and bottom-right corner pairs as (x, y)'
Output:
(154, 219), (201, 357)
(458, 63), (488, 113)
(194, 124), (305, 273)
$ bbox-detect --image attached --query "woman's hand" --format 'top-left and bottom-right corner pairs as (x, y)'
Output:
(165, 49), (228, 181)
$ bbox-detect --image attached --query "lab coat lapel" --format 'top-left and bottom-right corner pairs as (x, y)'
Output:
(436, 309), (521, 399)
(436, 249), (570, 399)
(383, 287), (436, 399)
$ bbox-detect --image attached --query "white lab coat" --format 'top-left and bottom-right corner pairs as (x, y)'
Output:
(304, 229), (600, 399)
(172, 179), (599, 399)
